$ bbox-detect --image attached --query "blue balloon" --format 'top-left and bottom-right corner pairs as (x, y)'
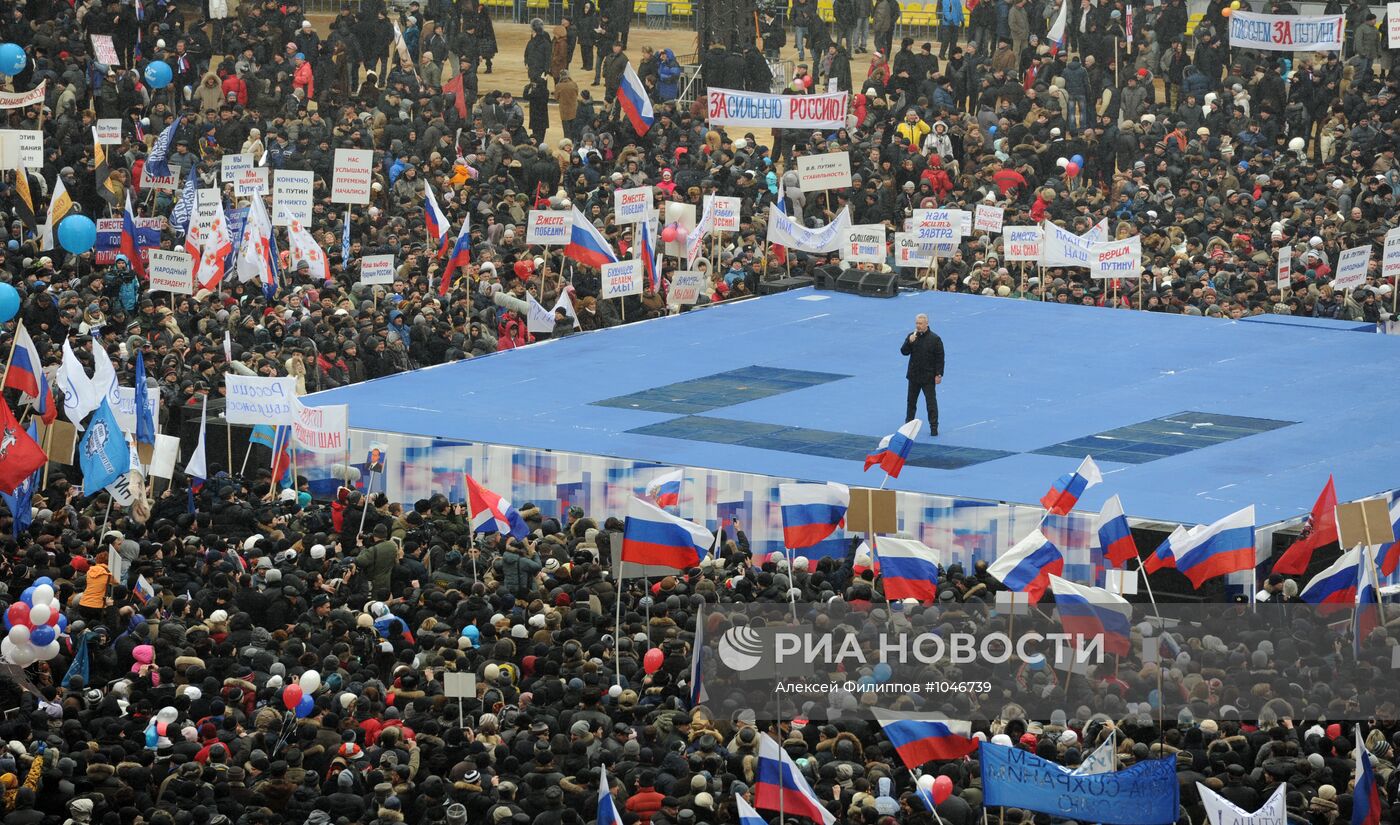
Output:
(29, 625), (54, 647)
(145, 726), (159, 748)
(2, 614), (10, 632)
(144, 60), (173, 89)
(20, 587), (34, 606)
(0, 44), (25, 76)
(56, 614), (67, 633)
(0, 283), (18, 323)
(57, 214), (97, 254)
(1071, 154), (1085, 167)
(987, 125), (997, 135)
(295, 694), (315, 718)
(462, 624), (480, 641)
(873, 663), (892, 682)
(33, 577), (52, 588)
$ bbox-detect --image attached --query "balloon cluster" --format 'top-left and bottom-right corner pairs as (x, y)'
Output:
(790, 75), (816, 92)
(1221, 0), (1240, 15)
(2, 579), (67, 666)
(659, 223), (688, 244)
(919, 773), (954, 805)
(283, 669), (320, 718)
(146, 706), (181, 748)
(1057, 155), (1084, 178)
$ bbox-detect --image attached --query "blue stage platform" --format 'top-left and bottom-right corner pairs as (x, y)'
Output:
(309, 290), (1400, 528)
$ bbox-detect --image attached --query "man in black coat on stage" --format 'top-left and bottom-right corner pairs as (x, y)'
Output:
(901, 312), (944, 436)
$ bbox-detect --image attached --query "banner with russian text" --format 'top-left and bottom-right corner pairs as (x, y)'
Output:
(1228, 11), (1345, 51)
(766, 204), (851, 253)
(0, 83), (46, 110)
(707, 88), (848, 129)
(979, 741), (1179, 825)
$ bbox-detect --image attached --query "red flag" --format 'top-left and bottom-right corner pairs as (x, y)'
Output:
(443, 73), (468, 120)
(1271, 476), (1338, 575)
(0, 399), (47, 494)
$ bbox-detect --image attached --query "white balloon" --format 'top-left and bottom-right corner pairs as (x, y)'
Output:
(157, 706), (178, 724)
(918, 774), (936, 792)
(608, 684), (623, 698)
(31, 585), (53, 605)
(184, 687), (202, 702)
(9, 642), (35, 667)
(1057, 157), (1069, 169)
(35, 641), (58, 661)
(7, 626), (29, 646)
(300, 669), (321, 694)
(28, 604), (50, 626)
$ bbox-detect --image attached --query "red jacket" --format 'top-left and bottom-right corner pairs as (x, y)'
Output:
(221, 75), (248, 106)
(293, 61), (314, 99)
(626, 787), (665, 823)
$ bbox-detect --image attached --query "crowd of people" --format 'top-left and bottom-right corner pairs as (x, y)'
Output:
(0, 0), (1399, 822)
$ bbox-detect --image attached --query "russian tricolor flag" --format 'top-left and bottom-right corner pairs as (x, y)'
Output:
(638, 214), (661, 291)
(3, 320), (44, 400)
(1095, 495), (1137, 568)
(874, 536), (943, 602)
(689, 603), (709, 707)
(872, 709), (977, 768)
(736, 797), (768, 825)
(987, 529), (1063, 603)
(1355, 548), (1381, 655)
(646, 469), (683, 510)
(1049, 575), (1132, 657)
(756, 734), (836, 825)
(597, 766), (623, 825)
(617, 61), (655, 136)
(121, 191), (146, 280)
(424, 184), (450, 257)
(853, 539), (879, 576)
(564, 206), (619, 269)
(1298, 545), (1363, 613)
(465, 474), (531, 539)
(1376, 496), (1400, 575)
(440, 215), (471, 296)
(133, 574), (155, 605)
(1354, 726), (1382, 825)
(621, 496), (711, 572)
(778, 482), (849, 549)
(1143, 524), (1192, 574)
(1039, 455), (1102, 515)
(1172, 506), (1256, 589)
(864, 419), (922, 478)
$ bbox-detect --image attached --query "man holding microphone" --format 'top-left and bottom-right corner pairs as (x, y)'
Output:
(901, 313), (944, 436)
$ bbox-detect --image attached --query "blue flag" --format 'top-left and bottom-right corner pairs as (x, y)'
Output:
(134, 350), (155, 447)
(341, 214), (351, 265)
(170, 169), (197, 238)
(78, 399), (131, 495)
(145, 120), (179, 178)
(0, 421), (40, 539)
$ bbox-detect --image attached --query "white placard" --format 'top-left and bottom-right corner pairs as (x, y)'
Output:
(995, 590), (1031, 615)
(1228, 10), (1345, 52)
(149, 433), (182, 480)
(221, 153), (253, 183)
(0, 130), (43, 170)
(841, 224), (887, 263)
(359, 254), (396, 285)
(613, 186), (653, 224)
(1003, 226), (1043, 262)
(895, 232), (932, 268)
(708, 195), (742, 232)
(234, 167), (269, 197)
(224, 375), (297, 425)
(1105, 569), (1139, 595)
(1391, 4), (1400, 48)
(147, 249), (194, 294)
(1141, 636), (1161, 664)
(110, 385), (160, 435)
(291, 398), (349, 454)
(443, 671), (477, 698)
(601, 259), (643, 298)
(331, 148), (373, 205)
(1040, 220), (1094, 267)
(140, 164), (181, 191)
(1089, 237), (1142, 279)
(1334, 244), (1372, 291)
(667, 271), (705, 306)
(1277, 243), (1293, 285)
(796, 152), (853, 191)
(272, 170), (314, 227)
(1383, 228), (1400, 285)
(91, 34), (119, 66)
(95, 119), (123, 144)
(527, 210), (572, 245)
(913, 208), (961, 247)
(974, 204), (1004, 234)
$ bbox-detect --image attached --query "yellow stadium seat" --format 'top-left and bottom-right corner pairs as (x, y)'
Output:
(634, 0), (646, 13)
(1186, 12), (1204, 34)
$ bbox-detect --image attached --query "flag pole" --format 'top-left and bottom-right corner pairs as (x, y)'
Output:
(614, 566), (625, 688)
(0, 320), (20, 389)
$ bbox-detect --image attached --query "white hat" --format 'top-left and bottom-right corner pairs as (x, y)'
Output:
(310, 544), (327, 559)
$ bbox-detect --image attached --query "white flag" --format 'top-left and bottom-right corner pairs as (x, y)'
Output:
(288, 219), (329, 281)
(236, 189), (275, 285)
(193, 199), (233, 292)
(184, 396), (208, 481)
(1198, 782), (1285, 825)
(58, 337), (99, 425)
(526, 293), (556, 334)
(550, 289), (580, 329)
(1073, 730), (1116, 775)
(90, 336), (118, 402)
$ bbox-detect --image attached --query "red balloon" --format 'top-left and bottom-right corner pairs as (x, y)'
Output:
(282, 684), (303, 710)
(932, 775), (954, 805)
(643, 647), (664, 675)
(803, 75), (814, 89)
(156, 721), (168, 736)
(6, 603), (29, 629)
(1065, 161), (1081, 178)
(46, 608), (59, 626)
(660, 224), (678, 243)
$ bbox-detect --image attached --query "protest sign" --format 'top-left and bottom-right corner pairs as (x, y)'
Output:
(0, 83), (46, 110)
(796, 153), (853, 191)
(359, 254), (396, 285)
(602, 260), (643, 298)
(221, 153), (253, 183)
(975, 204), (1005, 234)
(1277, 244), (1293, 285)
(613, 187), (652, 224)
(1040, 220), (1094, 267)
(291, 398), (349, 454)
(1334, 245), (1372, 290)
(1089, 237), (1142, 279)
(110, 385), (159, 435)
(273, 170), (314, 227)
(149, 434), (182, 480)
(94, 118), (122, 144)
(234, 167), (269, 197)
(1228, 11), (1345, 51)
(0, 130), (42, 170)
(1391, 5), (1400, 48)
(1384, 228), (1400, 284)
(706, 87), (848, 129)
(224, 375), (296, 425)
(895, 232), (932, 268)
(766, 205), (850, 253)
(148, 249), (194, 295)
(91, 34), (119, 65)
(708, 196), (742, 232)
(979, 742), (1179, 825)
(1198, 783), (1285, 825)
(667, 271), (705, 306)
(1003, 226), (1043, 262)
(913, 209), (961, 249)
(842, 224), (887, 263)
(331, 148), (373, 204)
(141, 164), (181, 191)
(527, 210), (572, 245)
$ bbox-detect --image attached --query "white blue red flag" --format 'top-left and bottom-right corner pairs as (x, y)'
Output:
(1039, 455), (1102, 515)
(121, 191), (146, 279)
(873, 536), (942, 602)
(988, 529), (1063, 603)
(1298, 545), (1363, 613)
(1049, 0), (1068, 55)
(871, 709), (977, 768)
(597, 766), (623, 825)
(1049, 575), (1132, 656)
(864, 419), (921, 478)
(621, 496), (710, 573)
(564, 206), (619, 269)
(1095, 494), (1136, 567)
(1171, 506), (1255, 589)
(618, 61), (655, 136)
(645, 469), (683, 510)
(424, 184), (450, 257)
(756, 734), (836, 825)
(689, 603), (708, 707)
(440, 215), (471, 296)
(637, 214), (661, 291)
(778, 482), (848, 549)
(1354, 726), (1382, 825)
(465, 474), (530, 539)
(1355, 548), (1380, 655)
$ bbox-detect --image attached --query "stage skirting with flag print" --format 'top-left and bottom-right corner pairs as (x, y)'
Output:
(284, 427), (1103, 578)
(979, 741), (1180, 825)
